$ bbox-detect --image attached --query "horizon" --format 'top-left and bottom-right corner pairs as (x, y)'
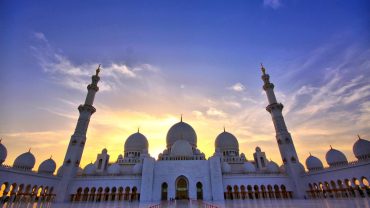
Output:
(1, 0), (369, 172)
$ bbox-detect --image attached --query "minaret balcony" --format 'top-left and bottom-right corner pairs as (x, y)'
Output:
(78, 104), (96, 114)
(87, 83), (99, 91)
(263, 83), (274, 90)
(266, 103), (284, 113)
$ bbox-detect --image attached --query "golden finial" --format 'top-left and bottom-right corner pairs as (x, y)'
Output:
(28, 148), (31, 152)
(309, 152), (311, 156)
(223, 126), (226, 132)
(330, 145), (332, 149)
(261, 63), (266, 75)
(96, 64), (101, 76)
(50, 155), (52, 159)
(357, 134), (361, 140)
(138, 127), (140, 133)
(180, 114), (183, 122)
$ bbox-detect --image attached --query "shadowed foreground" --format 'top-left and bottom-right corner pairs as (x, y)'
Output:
(1, 199), (370, 208)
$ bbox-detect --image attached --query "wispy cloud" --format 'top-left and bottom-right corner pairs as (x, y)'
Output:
(228, 82), (246, 92)
(31, 32), (158, 92)
(263, 0), (281, 9)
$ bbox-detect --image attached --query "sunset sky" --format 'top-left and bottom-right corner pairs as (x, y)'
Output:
(1, 0), (369, 171)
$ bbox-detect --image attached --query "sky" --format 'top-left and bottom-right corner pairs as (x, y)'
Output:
(0, 0), (369, 172)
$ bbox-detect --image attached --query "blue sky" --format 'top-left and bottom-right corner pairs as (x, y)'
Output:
(0, 0), (369, 170)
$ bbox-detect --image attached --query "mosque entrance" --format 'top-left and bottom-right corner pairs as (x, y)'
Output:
(175, 176), (189, 199)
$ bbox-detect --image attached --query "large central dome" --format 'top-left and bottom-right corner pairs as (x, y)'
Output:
(166, 120), (197, 148)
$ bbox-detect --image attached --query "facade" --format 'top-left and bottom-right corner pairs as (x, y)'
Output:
(0, 65), (369, 204)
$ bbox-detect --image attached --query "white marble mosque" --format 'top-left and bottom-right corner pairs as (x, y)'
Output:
(0, 65), (369, 205)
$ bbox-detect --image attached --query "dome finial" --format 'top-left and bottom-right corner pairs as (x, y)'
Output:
(180, 114), (183, 122)
(28, 148), (31, 152)
(223, 126), (226, 132)
(138, 127), (140, 133)
(357, 134), (362, 140)
(330, 145), (332, 149)
(0, 138), (2, 143)
(261, 63), (266, 75)
(309, 152), (312, 156)
(50, 155), (52, 159)
(96, 64), (101, 76)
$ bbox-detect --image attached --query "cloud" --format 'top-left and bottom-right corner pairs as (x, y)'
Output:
(31, 32), (159, 92)
(263, 0), (281, 9)
(228, 82), (246, 92)
(206, 107), (227, 118)
(33, 32), (48, 42)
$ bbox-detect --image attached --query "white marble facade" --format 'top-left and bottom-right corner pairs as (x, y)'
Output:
(0, 66), (369, 204)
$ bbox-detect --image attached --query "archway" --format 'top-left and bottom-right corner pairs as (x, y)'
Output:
(175, 176), (189, 200)
(196, 182), (203, 200)
(161, 183), (168, 200)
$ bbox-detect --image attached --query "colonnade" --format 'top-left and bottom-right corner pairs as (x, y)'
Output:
(224, 184), (292, 200)
(71, 186), (139, 202)
(307, 177), (370, 199)
(0, 182), (55, 203)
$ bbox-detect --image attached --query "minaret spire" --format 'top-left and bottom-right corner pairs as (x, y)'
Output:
(96, 64), (101, 76)
(56, 66), (101, 202)
(261, 63), (266, 75)
(261, 64), (304, 198)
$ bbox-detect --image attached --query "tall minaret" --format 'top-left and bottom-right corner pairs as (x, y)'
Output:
(56, 65), (101, 202)
(260, 64), (304, 198)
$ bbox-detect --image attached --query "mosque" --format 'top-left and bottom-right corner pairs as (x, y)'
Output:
(0, 65), (369, 204)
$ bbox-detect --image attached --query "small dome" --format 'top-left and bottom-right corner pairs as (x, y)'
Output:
(132, 163), (143, 174)
(326, 147), (348, 167)
(102, 148), (108, 154)
(13, 150), (36, 170)
(124, 132), (149, 152)
(0, 140), (7, 164)
(107, 163), (121, 175)
(266, 161), (279, 173)
(215, 131), (239, 151)
(167, 121), (197, 148)
(353, 136), (370, 160)
(38, 158), (56, 174)
(243, 162), (256, 173)
(118, 154), (123, 160)
(222, 162), (231, 173)
(255, 146), (261, 152)
(306, 155), (324, 171)
(171, 140), (193, 157)
(83, 163), (96, 175)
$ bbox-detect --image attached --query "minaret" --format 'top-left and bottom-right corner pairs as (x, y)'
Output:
(56, 65), (101, 202)
(260, 64), (304, 198)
